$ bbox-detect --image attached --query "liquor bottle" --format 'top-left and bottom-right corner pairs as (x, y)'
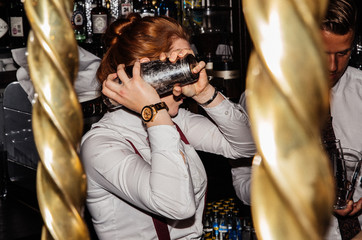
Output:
(105, 0), (115, 23)
(105, 0), (111, 9)
(242, 217), (252, 240)
(350, 34), (362, 70)
(139, 0), (156, 17)
(173, 0), (182, 23)
(212, 209), (220, 240)
(9, 0), (30, 49)
(157, 0), (177, 19)
(91, 0), (109, 57)
(91, 0), (109, 43)
(233, 210), (242, 240)
(219, 212), (228, 240)
(0, 0), (10, 49)
(71, 0), (87, 43)
(203, 211), (213, 240)
(119, 0), (133, 19)
(133, 0), (143, 13)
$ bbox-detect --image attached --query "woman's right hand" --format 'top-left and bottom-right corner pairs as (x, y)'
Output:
(102, 59), (162, 114)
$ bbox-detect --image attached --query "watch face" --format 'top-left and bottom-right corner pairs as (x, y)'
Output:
(142, 106), (153, 122)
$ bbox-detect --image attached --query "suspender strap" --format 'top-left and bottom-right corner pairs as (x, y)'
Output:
(125, 123), (190, 240)
(152, 217), (171, 240)
(126, 139), (170, 240)
(174, 123), (189, 144)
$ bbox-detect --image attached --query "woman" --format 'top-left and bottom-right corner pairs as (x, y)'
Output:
(81, 13), (256, 239)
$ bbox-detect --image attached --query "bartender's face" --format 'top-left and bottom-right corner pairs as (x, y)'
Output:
(321, 29), (354, 87)
(161, 38), (192, 117)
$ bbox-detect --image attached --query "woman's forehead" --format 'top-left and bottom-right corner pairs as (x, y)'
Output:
(169, 38), (191, 53)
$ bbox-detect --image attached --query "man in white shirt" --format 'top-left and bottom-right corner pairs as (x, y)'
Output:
(11, 46), (103, 132)
(11, 46), (101, 103)
(232, 0), (361, 238)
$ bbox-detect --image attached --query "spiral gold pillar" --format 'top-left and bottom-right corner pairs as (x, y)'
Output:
(243, 0), (335, 239)
(24, 0), (89, 239)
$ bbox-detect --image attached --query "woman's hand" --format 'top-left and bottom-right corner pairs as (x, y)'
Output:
(102, 59), (161, 114)
(334, 198), (362, 217)
(160, 49), (210, 98)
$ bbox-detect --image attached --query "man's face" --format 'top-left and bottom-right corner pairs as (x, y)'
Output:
(321, 29), (355, 87)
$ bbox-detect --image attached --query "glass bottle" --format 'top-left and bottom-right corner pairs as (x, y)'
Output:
(233, 210), (242, 240)
(157, 0), (177, 19)
(105, 0), (113, 23)
(0, 0), (10, 50)
(119, 0), (133, 18)
(228, 210), (238, 240)
(203, 211), (213, 240)
(140, 0), (156, 17)
(72, 0), (87, 43)
(212, 209), (220, 240)
(9, 0), (30, 49)
(91, 0), (109, 56)
(133, 0), (143, 13)
(350, 34), (362, 70)
(91, 0), (108, 42)
(173, 0), (182, 23)
(242, 217), (252, 240)
(219, 211), (228, 240)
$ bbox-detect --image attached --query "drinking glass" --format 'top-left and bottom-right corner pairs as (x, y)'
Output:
(332, 148), (362, 210)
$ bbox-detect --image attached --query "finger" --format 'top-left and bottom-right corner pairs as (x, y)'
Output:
(334, 200), (354, 216)
(140, 57), (150, 63)
(104, 77), (123, 91)
(102, 80), (117, 97)
(132, 59), (142, 79)
(172, 84), (182, 96)
(168, 49), (192, 62)
(192, 61), (206, 74)
(116, 64), (131, 84)
(168, 51), (179, 62)
(104, 73), (118, 84)
(349, 198), (362, 216)
(159, 52), (167, 62)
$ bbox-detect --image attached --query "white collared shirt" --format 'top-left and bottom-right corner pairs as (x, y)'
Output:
(11, 46), (101, 103)
(235, 67), (362, 239)
(81, 98), (256, 239)
(325, 66), (362, 240)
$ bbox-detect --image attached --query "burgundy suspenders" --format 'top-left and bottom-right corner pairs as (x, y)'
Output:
(126, 123), (189, 240)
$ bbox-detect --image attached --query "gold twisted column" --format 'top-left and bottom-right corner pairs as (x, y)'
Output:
(24, 0), (89, 239)
(243, 0), (335, 239)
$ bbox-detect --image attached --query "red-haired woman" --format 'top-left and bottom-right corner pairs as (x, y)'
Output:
(81, 13), (256, 239)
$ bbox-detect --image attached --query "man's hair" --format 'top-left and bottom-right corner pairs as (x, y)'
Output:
(321, 0), (357, 35)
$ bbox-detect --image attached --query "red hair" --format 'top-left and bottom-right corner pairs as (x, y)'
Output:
(97, 13), (189, 83)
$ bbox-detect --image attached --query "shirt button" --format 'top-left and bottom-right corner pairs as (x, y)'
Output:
(225, 111), (229, 115)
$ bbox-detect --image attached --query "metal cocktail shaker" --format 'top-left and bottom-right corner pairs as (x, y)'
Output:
(103, 54), (200, 111)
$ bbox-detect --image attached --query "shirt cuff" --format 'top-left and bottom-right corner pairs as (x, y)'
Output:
(147, 125), (181, 152)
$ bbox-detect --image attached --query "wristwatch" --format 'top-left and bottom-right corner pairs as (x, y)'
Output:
(141, 102), (169, 122)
